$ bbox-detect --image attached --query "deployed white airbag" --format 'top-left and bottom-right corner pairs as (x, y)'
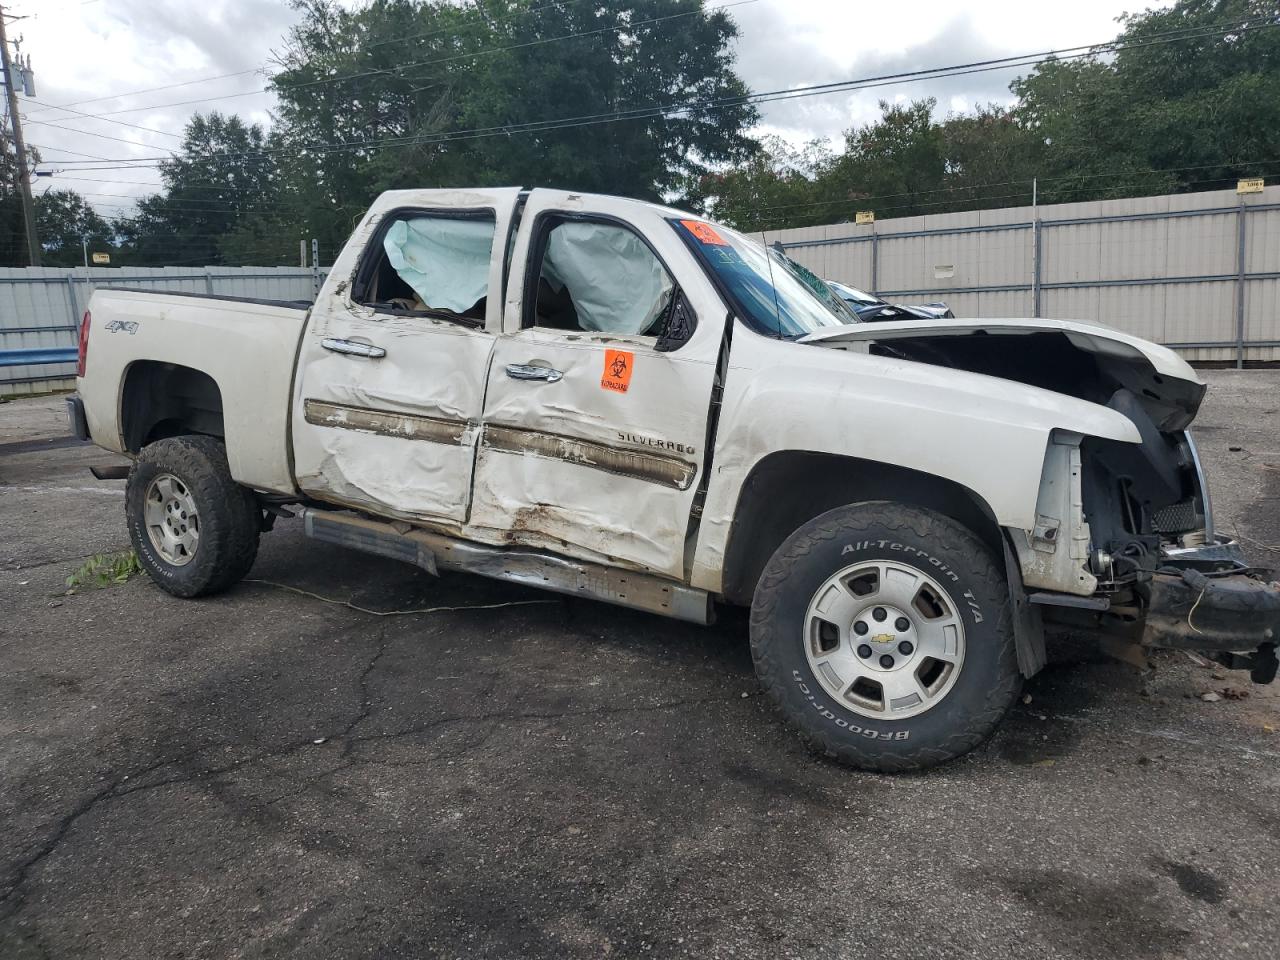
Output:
(542, 222), (672, 334)
(383, 216), (494, 312)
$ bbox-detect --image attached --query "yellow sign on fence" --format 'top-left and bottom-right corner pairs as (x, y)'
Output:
(855, 210), (875, 225)
(1237, 178), (1265, 195)
(91, 252), (111, 264)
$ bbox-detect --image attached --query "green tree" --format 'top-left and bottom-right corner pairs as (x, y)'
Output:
(113, 112), (288, 266)
(938, 105), (1042, 209)
(268, 0), (759, 255)
(820, 99), (946, 219)
(1014, 0), (1280, 201)
(35, 189), (115, 267)
(688, 135), (835, 231)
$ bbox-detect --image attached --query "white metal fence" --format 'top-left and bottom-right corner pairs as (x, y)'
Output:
(3, 184), (1277, 396)
(772, 183), (1280, 366)
(0, 266), (327, 396)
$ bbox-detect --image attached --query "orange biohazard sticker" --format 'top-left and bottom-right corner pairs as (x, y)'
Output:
(680, 219), (728, 246)
(601, 349), (634, 393)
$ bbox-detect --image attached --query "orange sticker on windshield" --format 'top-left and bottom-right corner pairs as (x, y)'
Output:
(680, 219), (727, 246)
(601, 349), (634, 393)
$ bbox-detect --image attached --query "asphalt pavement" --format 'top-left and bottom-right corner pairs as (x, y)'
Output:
(1, 372), (1278, 959)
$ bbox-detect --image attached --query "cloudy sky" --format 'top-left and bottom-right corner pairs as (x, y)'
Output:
(14, 0), (1169, 214)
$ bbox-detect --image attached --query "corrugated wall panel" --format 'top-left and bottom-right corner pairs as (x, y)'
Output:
(1168, 212), (1235, 276)
(1042, 286), (1101, 325)
(979, 225), (1033, 289)
(1094, 283), (1169, 341)
(1245, 203), (1280, 276)
(775, 183), (1280, 363)
(1245, 278), (1280, 347)
(1, 267), (318, 396)
(1095, 216), (1169, 281)
(1042, 220), (1104, 284)
(975, 289), (1034, 317)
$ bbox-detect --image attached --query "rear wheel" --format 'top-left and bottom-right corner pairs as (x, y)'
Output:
(750, 502), (1021, 772)
(126, 435), (260, 598)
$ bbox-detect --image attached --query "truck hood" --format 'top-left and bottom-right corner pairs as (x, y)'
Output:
(799, 316), (1207, 431)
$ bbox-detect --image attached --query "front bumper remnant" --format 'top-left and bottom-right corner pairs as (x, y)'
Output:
(1143, 565), (1280, 663)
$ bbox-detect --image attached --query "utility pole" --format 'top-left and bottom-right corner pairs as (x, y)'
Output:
(0, 3), (39, 266)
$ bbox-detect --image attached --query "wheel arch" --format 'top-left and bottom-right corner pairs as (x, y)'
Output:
(719, 450), (1007, 607)
(119, 360), (225, 453)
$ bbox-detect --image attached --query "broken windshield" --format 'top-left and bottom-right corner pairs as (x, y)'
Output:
(671, 219), (858, 337)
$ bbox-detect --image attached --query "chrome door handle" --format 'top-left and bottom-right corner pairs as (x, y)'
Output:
(505, 363), (562, 383)
(322, 338), (386, 359)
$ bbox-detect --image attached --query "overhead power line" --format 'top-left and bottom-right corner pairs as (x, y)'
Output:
(24, 118), (161, 148)
(22, 96), (183, 138)
(25, 67), (262, 115)
(28, 141), (115, 161)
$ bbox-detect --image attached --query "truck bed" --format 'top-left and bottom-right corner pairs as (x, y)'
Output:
(77, 288), (311, 494)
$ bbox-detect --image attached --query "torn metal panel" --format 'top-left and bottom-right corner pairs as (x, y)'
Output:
(482, 424), (696, 490)
(303, 398), (466, 446)
(294, 435), (472, 526)
(1014, 435), (1097, 596)
(466, 445), (688, 577)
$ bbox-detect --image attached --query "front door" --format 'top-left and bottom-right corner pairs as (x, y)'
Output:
(291, 188), (521, 524)
(467, 190), (727, 579)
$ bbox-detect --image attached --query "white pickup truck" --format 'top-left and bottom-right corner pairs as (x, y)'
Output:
(67, 187), (1280, 771)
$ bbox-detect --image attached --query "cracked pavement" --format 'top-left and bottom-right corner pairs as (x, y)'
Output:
(2, 375), (1280, 959)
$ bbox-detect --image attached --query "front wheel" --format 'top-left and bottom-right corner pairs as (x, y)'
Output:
(126, 435), (261, 598)
(750, 502), (1021, 772)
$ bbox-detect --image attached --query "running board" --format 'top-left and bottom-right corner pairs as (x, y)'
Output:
(301, 508), (713, 624)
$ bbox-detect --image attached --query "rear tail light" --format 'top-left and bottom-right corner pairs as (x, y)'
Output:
(76, 310), (91, 377)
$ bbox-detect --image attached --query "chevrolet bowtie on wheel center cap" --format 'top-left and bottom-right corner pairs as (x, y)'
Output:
(806, 560), (966, 720)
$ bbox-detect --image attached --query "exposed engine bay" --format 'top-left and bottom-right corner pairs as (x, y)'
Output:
(863, 330), (1214, 562)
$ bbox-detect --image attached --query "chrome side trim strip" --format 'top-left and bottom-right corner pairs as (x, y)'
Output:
(303, 399), (466, 445)
(482, 424), (697, 491)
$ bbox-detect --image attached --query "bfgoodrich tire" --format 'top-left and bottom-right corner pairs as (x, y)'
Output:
(126, 435), (260, 598)
(750, 502), (1020, 772)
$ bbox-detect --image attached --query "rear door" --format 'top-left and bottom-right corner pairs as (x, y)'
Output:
(467, 190), (728, 579)
(291, 188), (521, 524)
